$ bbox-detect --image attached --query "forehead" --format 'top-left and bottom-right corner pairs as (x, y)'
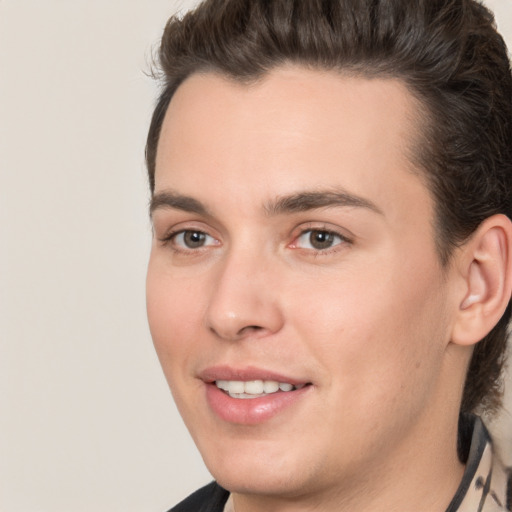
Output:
(155, 67), (430, 223)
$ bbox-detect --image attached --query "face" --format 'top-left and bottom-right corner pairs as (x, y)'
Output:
(147, 68), (461, 502)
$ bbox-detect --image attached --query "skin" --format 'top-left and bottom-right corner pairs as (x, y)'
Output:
(147, 67), (471, 511)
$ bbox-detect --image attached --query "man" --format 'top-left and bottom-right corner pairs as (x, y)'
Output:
(145, 0), (512, 510)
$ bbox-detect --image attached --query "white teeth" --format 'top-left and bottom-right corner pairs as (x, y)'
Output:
(215, 379), (299, 398)
(263, 381), (279, 393)
(244, 380), (264, 394)
(228, 381), (245, 394)
(216, 380), (229, 391)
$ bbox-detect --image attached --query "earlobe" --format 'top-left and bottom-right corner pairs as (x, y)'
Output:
(451, 214), (512, 347)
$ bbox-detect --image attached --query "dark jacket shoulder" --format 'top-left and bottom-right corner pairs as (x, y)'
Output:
(169, 481), (229, 512)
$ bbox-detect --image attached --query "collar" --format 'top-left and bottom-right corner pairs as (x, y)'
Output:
(447, 415), (511, 511)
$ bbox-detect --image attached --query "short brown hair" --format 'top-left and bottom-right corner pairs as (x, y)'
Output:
(146, 0), (512, 414)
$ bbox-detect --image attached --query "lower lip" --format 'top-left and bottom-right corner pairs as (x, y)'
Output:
(205, 383), (311, 425)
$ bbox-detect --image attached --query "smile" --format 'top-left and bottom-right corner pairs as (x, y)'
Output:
(201, 368), (313, 424)
(215, 379), (307, 398)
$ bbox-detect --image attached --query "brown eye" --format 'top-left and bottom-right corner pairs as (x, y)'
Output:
(309, 231), (336, 249)
(172, 230), (216, 249)
(183, 231), (206, 248)
(309, 231), (334, 250)
(295, 229), (345, 251)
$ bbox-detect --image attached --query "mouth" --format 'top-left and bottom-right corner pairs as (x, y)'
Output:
(200, 367), (313, 424)
(215, 379), (309, 399)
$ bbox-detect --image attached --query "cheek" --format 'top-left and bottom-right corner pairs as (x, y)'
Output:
(287, 254), (449, 395)
(146, 258), (207, 370)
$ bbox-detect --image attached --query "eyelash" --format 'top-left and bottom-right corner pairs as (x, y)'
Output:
(290, 226), (352, 255)
(159, 229), (218, 254)
(158, 226), (352, 256)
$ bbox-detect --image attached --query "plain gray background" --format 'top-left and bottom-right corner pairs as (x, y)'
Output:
(1, 1), (511, 511)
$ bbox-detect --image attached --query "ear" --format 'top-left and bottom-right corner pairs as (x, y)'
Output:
(451, 214), (512, 346)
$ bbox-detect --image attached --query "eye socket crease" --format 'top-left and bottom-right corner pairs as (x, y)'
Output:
(158, 223), (353, 262)
(156, 228), (222, 260)
(166, 229), (219, 250)
(150, 188), (377, 258)
(292, 229), (349, 251)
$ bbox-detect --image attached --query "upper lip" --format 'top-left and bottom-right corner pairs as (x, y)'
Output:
(199, 365), (310, 386)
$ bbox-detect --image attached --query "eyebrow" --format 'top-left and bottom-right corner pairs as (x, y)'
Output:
(264, 190), (383, 216)
(150, 191), (211, 217)
(150, 188), (383, 217)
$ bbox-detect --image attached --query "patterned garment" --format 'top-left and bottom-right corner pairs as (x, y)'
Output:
(447, 416), (511, 512)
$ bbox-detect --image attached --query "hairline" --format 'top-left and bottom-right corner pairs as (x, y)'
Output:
(150, 63), (453, 266)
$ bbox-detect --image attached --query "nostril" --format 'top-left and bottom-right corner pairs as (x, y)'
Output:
(237, 325), (264, 336)
(209, 323), (266, 341)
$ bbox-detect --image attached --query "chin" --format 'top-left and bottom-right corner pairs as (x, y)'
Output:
(212, 466), (310, 498)
(199, 437), (320, 498)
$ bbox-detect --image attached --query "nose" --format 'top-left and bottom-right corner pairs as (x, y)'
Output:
(205, 249), (284, 342)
